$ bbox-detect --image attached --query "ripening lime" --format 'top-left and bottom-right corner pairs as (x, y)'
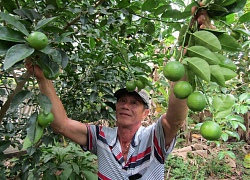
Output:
(27, 31), (48, 50)
(187, 91), (206, 112)
(200, 121), (222, 141)
(43, 69), (60, 80)
(173, 81), (193, 99)
(163, 61), (185, 81)
(37, 112), (54, 128)
(135, 79), (145, 90)
(230, 31), (241, 40)
(126, 80), (136, 92)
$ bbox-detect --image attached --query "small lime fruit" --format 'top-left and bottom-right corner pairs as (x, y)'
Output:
(37, 112), (54, 128)
(163, 61), (185, 81)
(27, 31), (48, 50)
(135, 79), (145, 90)
(200, 121), (222, 141)
(173, 81), (193, 99)
(126, 80), (136, 92)
(187, 91), (206, 112)
(230, 31), (241, 40)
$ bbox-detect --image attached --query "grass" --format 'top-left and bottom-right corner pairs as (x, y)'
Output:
(164, 141), (250, 180)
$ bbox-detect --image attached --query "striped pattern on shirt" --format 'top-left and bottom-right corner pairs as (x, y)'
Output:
(83, 116), (176, 180)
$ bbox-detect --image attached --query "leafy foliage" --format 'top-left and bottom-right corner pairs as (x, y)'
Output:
(0, 0), (249, 179)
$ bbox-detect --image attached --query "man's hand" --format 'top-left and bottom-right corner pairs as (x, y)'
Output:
(25, 59), (46, 81)
(191, 6), (216, 30)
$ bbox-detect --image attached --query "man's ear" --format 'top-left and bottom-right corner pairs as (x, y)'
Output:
(142, 109), (150, 119)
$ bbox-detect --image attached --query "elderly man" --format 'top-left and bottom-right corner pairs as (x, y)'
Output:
(26, 59), (187, 179)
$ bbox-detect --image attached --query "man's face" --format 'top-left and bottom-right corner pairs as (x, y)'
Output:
(115, 94), (149, 127)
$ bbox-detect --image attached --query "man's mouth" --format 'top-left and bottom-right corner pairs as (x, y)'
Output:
(120, 112), (130, 116)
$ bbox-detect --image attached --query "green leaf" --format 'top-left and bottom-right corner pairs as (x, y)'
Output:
(40, 46), (62, 64)
(161, 10), (182, 19)
(26, 113), (44, 144)
(89, 37), (96, 49)
(118, 0), (130, 8)
(0, 26), (25, 42)
(83, 170), (98, 180)
(221, 132), (229, 141)
(221, 0), (237, 6)
(210, 65), (225, 86)
(224, 130), (240, 140)
(90, 91), (98, 102)
(239, 12), (250, 23)
(217, 34), (241, 52)
(1, 0), (17, 14)
(185, 57), (211, 82)
(193, 31), (221, 52)
(239, 93), (250, 102)
(0, 12), (29, 36)
(0, 40), (15, 56)
(187, 46), (220, 65)
(22, 136), (32, 150)
(145, 21), (155, 35)
(59, 49), (69, 69)
(9, 90), (32, 113)
(14, 8), (41, 21)
(154, 5), (170, 16)
(230, 120), (239, 129)
(215, 53), (237, 70)
(220, 67), (237, 80)
(4, 44), (34, 70)
(225, 151), (236, 159)
(38, 93), (52, 114)
(215, 109), (231, 118)
(0, 140), (11, 153)
(141, 0), (158, 11)
(35, 17), (58, 30)
(213, 94), (235, 111)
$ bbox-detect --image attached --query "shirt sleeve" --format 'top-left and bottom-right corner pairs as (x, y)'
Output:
(154, 116), (176, 158)
(81, 124), (98, 155)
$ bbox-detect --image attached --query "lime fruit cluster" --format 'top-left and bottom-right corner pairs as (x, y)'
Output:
(200, 121), (222, 141)
(173, 81), (193, 99)
(37, 112), (54, 128)
(27, 31), (48, 50)
(163, 61), (185, 82)
(126, 79), (145, 92)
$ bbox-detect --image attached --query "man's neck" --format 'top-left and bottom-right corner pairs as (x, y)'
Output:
(117, 125), (140, 145)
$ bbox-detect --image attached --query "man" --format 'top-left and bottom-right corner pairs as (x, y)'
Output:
(26, 6), (213, 179)
(26, 61), (188, 179)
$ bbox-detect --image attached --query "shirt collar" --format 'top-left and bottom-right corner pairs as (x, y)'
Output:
(107, 126), (144, 147)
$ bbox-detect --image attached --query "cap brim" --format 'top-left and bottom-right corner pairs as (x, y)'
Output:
(114, 88), (148, 108)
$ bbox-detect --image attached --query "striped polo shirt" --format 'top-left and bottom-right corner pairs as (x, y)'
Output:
(83, 116), (176, 180)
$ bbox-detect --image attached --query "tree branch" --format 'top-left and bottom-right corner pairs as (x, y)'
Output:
(0, 71), (31, 123)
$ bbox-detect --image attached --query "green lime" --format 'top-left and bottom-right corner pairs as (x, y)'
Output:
(230, 31), (241, 40)
(37, 112), (54, 128)
(187, 91), (206, 112)
(43, 69), (60, 80)
(27, 31), (48, 50)
(173, 81), (193, 99)
(163, 61), (185, 81)
(135, 79), (145, 90)
(200, 121), (222, 141)
(126, 80), (136, 92)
